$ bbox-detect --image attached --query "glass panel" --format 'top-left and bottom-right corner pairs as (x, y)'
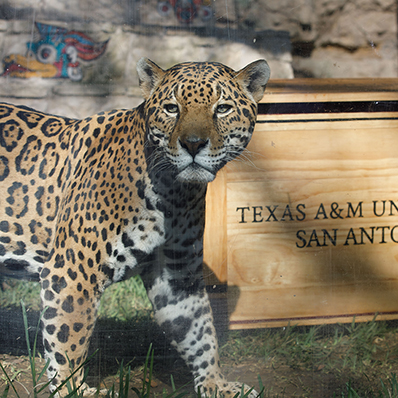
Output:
(0, 1), (397, 398)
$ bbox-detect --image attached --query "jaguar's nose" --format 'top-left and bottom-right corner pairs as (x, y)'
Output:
(179, 136), (209, 157)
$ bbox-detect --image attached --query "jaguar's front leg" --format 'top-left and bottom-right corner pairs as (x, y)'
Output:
(146, 262), (258, 398)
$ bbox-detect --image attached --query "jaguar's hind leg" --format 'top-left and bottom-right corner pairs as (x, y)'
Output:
(40, 263), (105, 397)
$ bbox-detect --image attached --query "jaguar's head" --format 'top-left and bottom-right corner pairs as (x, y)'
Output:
(137, 58), (270, 184)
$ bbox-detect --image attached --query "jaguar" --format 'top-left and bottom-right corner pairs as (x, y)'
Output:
(0, 57), (270, 397)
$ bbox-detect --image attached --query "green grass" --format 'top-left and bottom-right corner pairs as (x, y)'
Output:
(337, 374), (398, 397)
(220, 317), (397, 375)
(0, 279), (41, 311)
(98, 276), (152, 320)
(220, 318), (398, 397)
(0, 276), (152, 319)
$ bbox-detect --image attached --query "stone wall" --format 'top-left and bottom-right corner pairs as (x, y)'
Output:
(238, 0), (398, 77)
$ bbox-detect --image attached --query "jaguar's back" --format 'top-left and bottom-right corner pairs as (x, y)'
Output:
(0, 104), (76, 279)
(0, 105), (147, 282)
(0, 58), (270, 397)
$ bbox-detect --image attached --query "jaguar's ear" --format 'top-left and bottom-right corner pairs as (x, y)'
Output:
(235, 59), (271, 103)
(137, 58), (166, 100)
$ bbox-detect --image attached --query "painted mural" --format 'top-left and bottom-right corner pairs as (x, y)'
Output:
(2, 22), (108, 81)
(157, 0), (213, 24)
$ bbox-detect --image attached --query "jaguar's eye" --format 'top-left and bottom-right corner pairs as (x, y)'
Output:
(216, 104), (232, 114)
(164, 104), (179, 114)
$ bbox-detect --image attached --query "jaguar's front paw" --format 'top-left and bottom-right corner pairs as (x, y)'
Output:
(199, 380), (258, 398)
(220, 381), (258, 398)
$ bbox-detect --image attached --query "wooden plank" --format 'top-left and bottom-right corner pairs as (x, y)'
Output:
(228, 119), (398, 182)
(264, 78), (398, 103)
(203, 169), (228, 284)
(257, 111), (398, 122)
(227, 233), (398, 329)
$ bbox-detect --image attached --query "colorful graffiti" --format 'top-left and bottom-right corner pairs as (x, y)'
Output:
(2, 22), (108, 81)
(157, 0), (212, 24)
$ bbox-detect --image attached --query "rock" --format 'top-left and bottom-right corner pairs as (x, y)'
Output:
(239, 0), (397, 78)
(317, 7), (395, 50)
(293, 43), (398, 78)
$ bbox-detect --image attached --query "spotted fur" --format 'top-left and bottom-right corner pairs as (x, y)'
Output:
(0, 58), (270, 397)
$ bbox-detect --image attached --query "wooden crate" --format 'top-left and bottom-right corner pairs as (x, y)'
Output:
(204, 78), (398, 329)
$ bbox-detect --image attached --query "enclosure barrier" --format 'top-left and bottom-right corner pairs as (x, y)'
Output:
(204, 78), (398, 329)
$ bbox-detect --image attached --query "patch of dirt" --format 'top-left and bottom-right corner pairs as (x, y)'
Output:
(0, 350), (391, 398)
